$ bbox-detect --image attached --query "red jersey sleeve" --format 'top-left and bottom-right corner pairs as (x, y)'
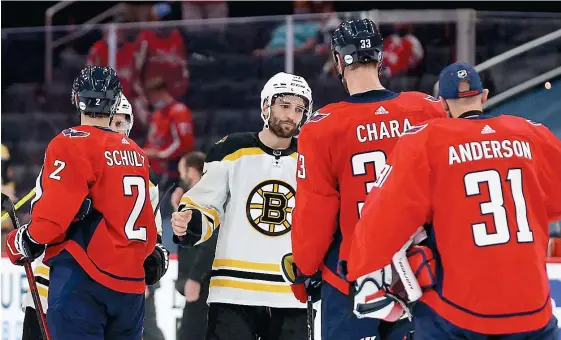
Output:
(292, 126), (339, 276)
(534, 122), (561, 221)
(347, 124), (432, 281)
(27, 136), (96, 244)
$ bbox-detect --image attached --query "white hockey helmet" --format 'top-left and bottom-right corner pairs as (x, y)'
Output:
(260, 72), (313, 129)
(114, 93), (134, 136)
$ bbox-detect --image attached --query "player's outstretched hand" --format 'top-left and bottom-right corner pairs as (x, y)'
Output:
(171, 210), (192, 236)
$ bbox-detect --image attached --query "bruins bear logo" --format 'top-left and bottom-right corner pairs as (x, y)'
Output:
(246, 180), (295, 236)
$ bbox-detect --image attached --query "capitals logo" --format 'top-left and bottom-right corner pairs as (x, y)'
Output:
(402, 123), (428, 135)
(307, 111), (330, 123)
(62, 128), (90, 138)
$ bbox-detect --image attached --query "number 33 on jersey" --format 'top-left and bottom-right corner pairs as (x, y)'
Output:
(27, 125), (157, 294)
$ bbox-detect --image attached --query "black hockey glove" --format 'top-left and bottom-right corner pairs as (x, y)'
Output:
(144, 242), (170, 285)
(172, 209), (203, 247)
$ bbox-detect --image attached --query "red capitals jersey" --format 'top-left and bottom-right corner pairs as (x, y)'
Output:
(383, 34), (424, 76)
(292, 90), (446, 293)
(136, 29), (189, 99)
(86, 40), (138, 99)
(27, 125), (157, 294)
(144, 101), (195, 177)
(348, 114), (561, 334)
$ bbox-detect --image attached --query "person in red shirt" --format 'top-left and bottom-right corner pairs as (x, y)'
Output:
(347, 62), (560, 339)
(382, 24), (424, 77)
(86, 29), (138, 100)
(135, 26), (189, 101)
(291, 19), (446, 340)
(5, 66), (168, 340)
(143, 78), (195, 186)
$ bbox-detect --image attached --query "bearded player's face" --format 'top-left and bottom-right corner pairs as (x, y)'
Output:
(268, 95), (307, 138)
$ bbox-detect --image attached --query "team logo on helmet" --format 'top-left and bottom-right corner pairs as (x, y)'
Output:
(457, 70), (468, 78)
(246, 180), (295, 237)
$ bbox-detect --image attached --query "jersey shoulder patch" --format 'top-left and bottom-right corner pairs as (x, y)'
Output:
(206, 132), (259, 162)
(62, 128), (90, 138)
(403, 123), (429, 135)
(525, 118), (542, 126)
(307, 111), (331, 123)
(424, 95), (440, 103)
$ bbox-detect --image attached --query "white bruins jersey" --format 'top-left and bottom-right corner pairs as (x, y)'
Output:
(179, 132), (305, 308)
(22, 175), (162, 312)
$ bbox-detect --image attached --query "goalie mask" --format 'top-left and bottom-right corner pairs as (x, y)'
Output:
(111, 93), (134, 136)
(260, 72), (313, 135)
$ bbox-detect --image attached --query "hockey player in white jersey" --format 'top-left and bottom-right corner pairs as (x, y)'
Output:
(20, 93), (164, 340)
(171, 72), (313, 340)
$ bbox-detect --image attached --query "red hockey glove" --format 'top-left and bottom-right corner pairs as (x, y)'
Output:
(281, 253), (322, 303)
(5, 224), (45, 266)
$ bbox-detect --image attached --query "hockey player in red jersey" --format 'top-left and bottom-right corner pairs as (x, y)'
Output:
(5, 66), (168, 340)
(291, 18), (446, 340)
(347, 62), (560, 339)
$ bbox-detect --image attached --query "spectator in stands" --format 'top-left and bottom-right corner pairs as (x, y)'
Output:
(252, 1), (319, 57)
(181, 1), (229, 31)
(171, 151), (206, 211)
(382, 23), (425, 77)
(86, 20), (138, 100)
(1, 144), (15, 201)
(313, 1), (340, 55)
(143, 78), (195, 193)
(135, 4), (189, 127)
(1, 143), (15, 246)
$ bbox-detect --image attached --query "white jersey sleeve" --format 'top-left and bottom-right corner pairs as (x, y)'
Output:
(178, 140), (230, 245)
(149, 181), (162, 235)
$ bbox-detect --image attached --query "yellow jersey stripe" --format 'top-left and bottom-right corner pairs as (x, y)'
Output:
(149, 181), (156, 188)
(180, 196), (221, 226)
(213, 259), (280, 272)
(38, 285), (48, 298)
(210, 279), (291, 293)
(35, 265), (50, 277)
(223, 148), (265, 161)
(290, 152), (297, 159)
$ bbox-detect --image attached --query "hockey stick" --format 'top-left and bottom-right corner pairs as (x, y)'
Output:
(154, 182), (176, 214)
(1, 188), (36, 222)
(307, 296), (314, 340)
(1, 193), (51, 340)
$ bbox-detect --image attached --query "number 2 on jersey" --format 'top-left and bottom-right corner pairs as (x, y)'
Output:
(123, 176), (147, 242)
(464, 169), (533, 247)
(351, 151), (387, 217)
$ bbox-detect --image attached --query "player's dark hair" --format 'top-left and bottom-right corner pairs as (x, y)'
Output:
(183, 151), (206, 174)
(346, 60), (379, 72)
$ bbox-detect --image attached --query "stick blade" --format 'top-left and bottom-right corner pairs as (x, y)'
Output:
(2, 192), (20, 228)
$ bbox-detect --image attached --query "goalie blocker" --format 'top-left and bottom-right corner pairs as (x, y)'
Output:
(342, 228), (436, 322)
